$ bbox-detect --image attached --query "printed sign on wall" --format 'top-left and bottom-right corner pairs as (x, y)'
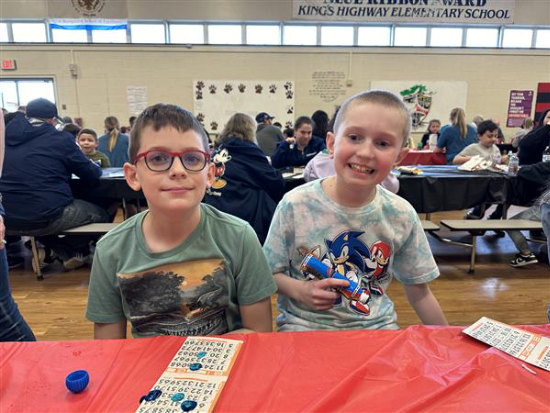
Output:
(193, 80), (295, 134)
(370, 81), (468, 131)
(506, 90), (534, 128)
(293, 0), (515, 24)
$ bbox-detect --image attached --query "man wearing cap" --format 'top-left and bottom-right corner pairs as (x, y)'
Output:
(256, 112), (284, 157)
(0, 98), (109, 271)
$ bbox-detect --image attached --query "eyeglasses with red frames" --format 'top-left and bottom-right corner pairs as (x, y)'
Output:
(134, 149), (211, 172)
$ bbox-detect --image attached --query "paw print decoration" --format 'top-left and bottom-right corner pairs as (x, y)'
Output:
(196, 113), (205, 123)
(209, 84), (217, 94)
(269, 84), (277, 94)
(238, 84), (246, 93)
(210, 121), (219, 131)
(223, 84), (233, 94)
(255, 84), (263, 94)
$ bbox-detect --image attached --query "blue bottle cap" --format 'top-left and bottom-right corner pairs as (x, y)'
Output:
(65, 370), (90, 394)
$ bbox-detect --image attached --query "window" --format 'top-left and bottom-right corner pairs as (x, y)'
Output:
(465, 28), (499, 47)
(0, 23), (8, 42)
(12, 22), (47, 42)
(283, 25), (317, 46)
(52, 28), (88, 43)
(208, 24), (241, 45)
(92, 29), (127, 43)
(502, 28), (533, 48)
(394, 27), (427, 46)
(246, 25), (280, 45)
(536, 29), (550, 48)
(357, 26), (391, 46)
(170, 24), (204, 44)
(430, 27), (463, 47)
(0, 79), (55, 112)
(321, 26), (354, 46)
(130, 24), (165, 44)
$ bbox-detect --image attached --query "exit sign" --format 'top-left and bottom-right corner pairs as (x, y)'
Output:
(1, 60), (16, 70)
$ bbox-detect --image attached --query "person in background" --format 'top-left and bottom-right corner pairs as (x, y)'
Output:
(0, 98), (108, 271)
(512, 117), (534, 149)
(492, 119), (505, 144)
(264, 89), (447, 332)
(0, 113), (36, 342)
(518, 109), (550, 166)
(273, 121), (282, 129)
(203, 113), (285, 244)
(283, 128), (294, 139)
(420, 119), (441, 149)
(471, 114), (484, 130)
(62, 116), (73, 124)
(256, 112), (284, 157)
(311, 110), (329, 143)
(98, 116), (130, 167)
(434, 108), (477, 164)
(77, 129), (111, 168)
(16, 106), (26, 114)
(62, 123), (81, 138)
(271, 116), (326, 169)
(87, 104), (276, 339)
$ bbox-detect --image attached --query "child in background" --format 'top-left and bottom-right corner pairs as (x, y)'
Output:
(453, 120), (507, 166)
(264, 90), (447, 331)
(86, 104), (276, 339)
(77, 129), (111, 168)
(420, 119), (441, 149)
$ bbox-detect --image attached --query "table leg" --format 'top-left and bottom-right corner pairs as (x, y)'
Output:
(468, 236), (477, 274)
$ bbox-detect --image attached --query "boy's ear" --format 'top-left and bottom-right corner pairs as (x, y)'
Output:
(205, 163), (215, 189)
(123, 162), (142, 191)
(326, 132), (335, 157)
(394, 146), (410, 166)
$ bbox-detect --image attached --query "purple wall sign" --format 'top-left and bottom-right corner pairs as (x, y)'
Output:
(506, 90), (534, 128)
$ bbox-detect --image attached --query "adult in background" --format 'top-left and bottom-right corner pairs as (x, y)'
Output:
(255, 112), (284, 157)
(518, 109), (550, 166)
(434, 108), (477, 164)
(0, 113), (36, 342)
(271, 116), (326, 169)
(204, 113), (284, 244)
(311, 110), (329, 142)
(0, 98), (109, 270)
(98, 116), (130, 167)
(511, 117), (534, 149)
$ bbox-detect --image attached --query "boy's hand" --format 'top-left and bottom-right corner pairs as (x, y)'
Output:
(299, 278), (350, 311)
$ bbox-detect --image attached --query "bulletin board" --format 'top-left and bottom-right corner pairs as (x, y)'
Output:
(370, 81), (468, 132)
(193, 80), (295, 134)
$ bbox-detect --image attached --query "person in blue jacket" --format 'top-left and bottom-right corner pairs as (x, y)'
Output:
(98, 116), (130, 167)
(434, 108), (477, 164)
(0, 99), (109, 270)
(271, 116), (326, 169)
(204, 113), (285, 244)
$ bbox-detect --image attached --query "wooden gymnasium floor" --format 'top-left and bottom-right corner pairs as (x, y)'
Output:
(7, 209), (550, 341)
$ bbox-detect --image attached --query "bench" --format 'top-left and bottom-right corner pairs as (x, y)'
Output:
(420, 220), (440, 232)
(27, 223), (118, 280)
(435, 219), (544, 273)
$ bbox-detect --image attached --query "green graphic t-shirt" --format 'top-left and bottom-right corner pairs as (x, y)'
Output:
(86, 204), (276, 337)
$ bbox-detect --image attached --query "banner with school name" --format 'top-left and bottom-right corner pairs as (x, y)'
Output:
(293, 0), (515, 24)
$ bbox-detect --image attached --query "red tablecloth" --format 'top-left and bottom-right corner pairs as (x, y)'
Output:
(1, 326), (549, 412)
(399, 150), (446, 166)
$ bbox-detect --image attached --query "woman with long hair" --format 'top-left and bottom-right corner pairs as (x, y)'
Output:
(311, 110), (329, 142)
(98, 116), (130, 167)
(203, 113), (284, 244)
(434, 108), (477, 164)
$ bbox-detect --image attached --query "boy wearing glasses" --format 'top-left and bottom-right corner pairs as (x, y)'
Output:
(86, 104), (276, 339)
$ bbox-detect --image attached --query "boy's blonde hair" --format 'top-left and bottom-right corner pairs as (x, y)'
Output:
(333, 90), (411, 146)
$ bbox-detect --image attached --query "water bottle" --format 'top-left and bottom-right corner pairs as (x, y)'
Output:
(508, 151), (519, 176)
(543, 146), (550, 162)
(491, 152), (501, 167)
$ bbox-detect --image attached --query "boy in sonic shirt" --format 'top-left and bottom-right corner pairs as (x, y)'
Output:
(86, 104), (276, 338)
(263, 90), (448, 331)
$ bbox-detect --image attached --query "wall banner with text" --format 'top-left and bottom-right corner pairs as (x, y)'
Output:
(293, 0), (515, 24)
(506, 90), (533, 128)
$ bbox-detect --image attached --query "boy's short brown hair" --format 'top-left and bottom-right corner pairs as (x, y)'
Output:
(129, 104), (209, 163)
(333, 90), (412, 147)
(77, 128), (98, 141)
